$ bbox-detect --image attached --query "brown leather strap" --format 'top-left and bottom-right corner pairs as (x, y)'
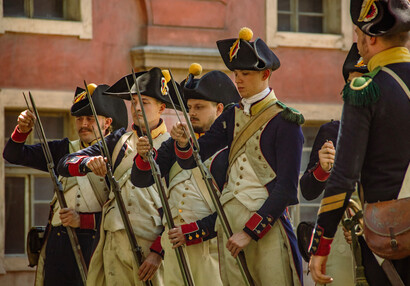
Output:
(381, 260), (405, 286)
(228, 102), (282, 165)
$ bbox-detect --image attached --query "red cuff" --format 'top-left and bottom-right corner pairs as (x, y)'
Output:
(181, 222), (203, 246)
(174, 141), (193, 159)
(313, 163), (330, 182)
(150, 235), (163, 254)
(80, 213), (95, 229)
(245, 213), (273, 240)
(11, 125), (31, 143)
(309, 225), (333, 256)
(314, 237), (333, 256)
(67, 156), (88, 177)
(134, 154), (151, 171)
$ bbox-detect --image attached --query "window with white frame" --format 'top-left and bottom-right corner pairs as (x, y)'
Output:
(0, 0), (92, 39)
(266, 0), (352, 50)
(4, 111), (68, 255)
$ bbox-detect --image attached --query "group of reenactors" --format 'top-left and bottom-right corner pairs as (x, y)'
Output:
(2, 0), (410, 285)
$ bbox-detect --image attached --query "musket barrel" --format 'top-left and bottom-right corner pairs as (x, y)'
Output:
(24, 92), (88, 285)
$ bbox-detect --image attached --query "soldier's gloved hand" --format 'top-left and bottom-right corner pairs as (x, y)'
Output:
(171, 122), (189, 148)
(226, 230), (252, 258)
(168, 226), (186, 248)
(318, 140), (335, 172)
(59, 208), (80, 228)
(17, 109), (36, 133)
(86, 156), (107, 177)
(137, 136), (151, 161)
(138, 252), (162, 282)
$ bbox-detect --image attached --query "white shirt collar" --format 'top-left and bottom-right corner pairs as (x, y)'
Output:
(241, 87), (271, 115)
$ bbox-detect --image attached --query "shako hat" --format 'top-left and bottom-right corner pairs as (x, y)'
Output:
(181, 64), (240, 106)
(342, 43), (369, 82)
(351, 0), (410, 36)
(216, 27), (280, 71)
(71, 84), (128, 131)
(103, 67), (182, 109)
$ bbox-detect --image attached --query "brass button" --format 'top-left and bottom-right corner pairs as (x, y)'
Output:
(92, 235), (95, 239)
(239, 175), (243, 179)
(256, 136), (259, 140)
(185, 187), (189, 191)
(180, 218), (185, 223)
(128, 202), (132, 206)
(263, 165), (267, 169)
(236, 123), (240, 127)
(76, 203), (80, 207)
(240, 166), (244, 170)
(181, 201), (185, 205)
(127, 211), (131, 214)
(258, 156), (262, 160)
(234, 191), (238, 195)
(182, 194), (186, 198)
(255, 147), (258, 150)
(77, 195), (81, 198)
(131, 186), (135, 189)
(178, 209), (183, 213)
(236, 182), (240, 186)
(243, 158), (247, 162)
(270, 173), (274, 177)
(57, 232), (61, 236)
(100, 178), (104, 182)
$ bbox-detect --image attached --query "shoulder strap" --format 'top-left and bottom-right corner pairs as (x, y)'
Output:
(228, 102), (282, 165)
(381, 67), (410, 100)
(112, 131), (133, 167)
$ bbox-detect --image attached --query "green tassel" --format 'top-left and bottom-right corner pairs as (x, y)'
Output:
(342, 66), (382, 107)
(276, 101), (305, 125)
(342, 80), (380, 107)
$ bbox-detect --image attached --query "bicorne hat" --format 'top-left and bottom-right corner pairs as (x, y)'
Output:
(351, 0), (410, 36)
(216, 27), (280, 71)
(71, 84), (128, 131)
(103, 67), (182, 110)
(342, 43), (369, 82)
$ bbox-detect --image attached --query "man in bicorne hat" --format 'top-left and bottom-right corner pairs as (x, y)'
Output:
(171, 28), (304, 285)
(58, 68), (180, 286)
(309, 1), (410, 285)
(298, 43), (368, 286)
(132, 67), (240, 285)
(3, 84), (127, 286)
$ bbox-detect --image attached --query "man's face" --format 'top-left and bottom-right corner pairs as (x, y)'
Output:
(355, 26), (370, 64)
(234, 70), (268, 99)
(187, 99), (222, 133)
(75, 115), (110, 143)
(131, 94), (165, 132)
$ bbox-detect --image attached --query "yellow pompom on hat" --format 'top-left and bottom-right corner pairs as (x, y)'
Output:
(188, 63), (203, 77)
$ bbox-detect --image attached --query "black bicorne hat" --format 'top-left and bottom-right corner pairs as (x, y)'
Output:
(181, 71), (241, 106)
(103, 67), (182, 110)
(342, 43), (369, 82)
(351, 0), (410, 36)
(217, 27), (280, 71)
(71, 84), (128, 131)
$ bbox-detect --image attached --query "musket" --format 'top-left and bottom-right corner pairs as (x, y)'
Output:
(23, 92), (88, 285)
(82, 82), (153, 286)
(168, 69), (255, 286)
(129, 70), (195, 286)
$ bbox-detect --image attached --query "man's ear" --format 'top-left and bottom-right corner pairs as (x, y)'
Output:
(105, 117), (113, 129)
(216, 103), (224, 116)
(158, 103), (166, 114)
(262, 69), (271, 81)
